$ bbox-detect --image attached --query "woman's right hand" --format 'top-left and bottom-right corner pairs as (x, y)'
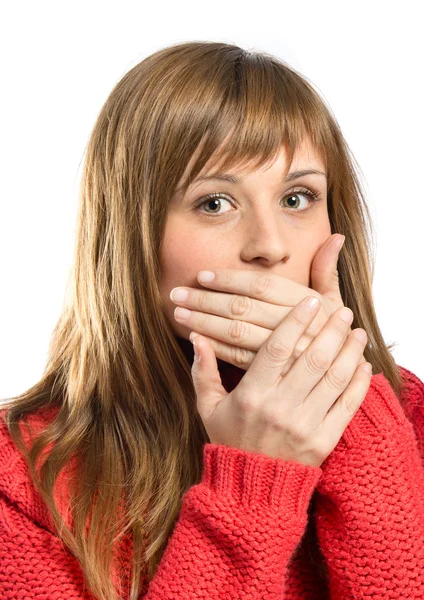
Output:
(190, 295), (372, 469)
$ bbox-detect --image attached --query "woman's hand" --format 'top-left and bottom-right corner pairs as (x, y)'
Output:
(170, 234), (367, 370)
(190, 295), (372, 468)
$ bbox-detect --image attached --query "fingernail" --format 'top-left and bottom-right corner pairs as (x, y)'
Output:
(340, 307), (353, 323)
(174, 307), (191, 321)
(304, 296), (320, 311)
(198, 271), (215, 283)
(170, 287), (189, 302)
(189, 332), (198, 343)
(336, 235), (346, 252)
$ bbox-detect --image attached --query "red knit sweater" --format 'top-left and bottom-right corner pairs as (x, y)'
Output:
(1, 348), (424, 598)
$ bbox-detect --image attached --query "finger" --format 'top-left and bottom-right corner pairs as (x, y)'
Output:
(197, 269), (312, 307)
(302, 326), (368, 424)
(193, 330), (311, 372)
(310, 234), (345, 301)
(245, 295), (321, 390)
(190, 335), (228, 420)
(174, 306), (271, 352)
(171, 286), (283, 329)
(283, 306), (355, 400)
(322, 361), (372, 449)
(191, 332), (257, 370)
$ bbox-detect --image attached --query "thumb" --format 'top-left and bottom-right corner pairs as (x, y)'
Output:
(190, 334), (228, 420)
(310, 234), (345, 300)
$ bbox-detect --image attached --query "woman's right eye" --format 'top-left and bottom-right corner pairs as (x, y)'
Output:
(194, 193), (234, 217)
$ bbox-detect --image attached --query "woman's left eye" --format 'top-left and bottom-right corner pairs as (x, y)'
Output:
(194, 187), (322, 217)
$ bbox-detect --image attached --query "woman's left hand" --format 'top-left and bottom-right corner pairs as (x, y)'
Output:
(170, 234), (368, 370)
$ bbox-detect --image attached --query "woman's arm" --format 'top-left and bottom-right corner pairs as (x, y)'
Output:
(314, 369), (424, 598)
(144, 443), (321, 598)
(0, 437), (322, 599)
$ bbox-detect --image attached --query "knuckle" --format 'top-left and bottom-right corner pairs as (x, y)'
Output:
(197, 292), (210, 312)
(221, 271), (233, 286)
(292, 310), (309, 328)
(228, 318), (249, 342)
(250, 274), (273, 298)
(236, 392), (256, 413)
(197, 311), (209, 328)
(265, 337), (293, 363)
(340, 390), (357, 416)
(230, 345), (250, 368)
(231, 294), (252, 318)
(290, 420), (310, 443)
(304, 348), (330, 374)
(325, 365), (350, 390)
(210, 370), (223, 387)
(262, 406), (283, 428)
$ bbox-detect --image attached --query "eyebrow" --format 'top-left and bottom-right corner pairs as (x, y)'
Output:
(190, 169), (327, 186)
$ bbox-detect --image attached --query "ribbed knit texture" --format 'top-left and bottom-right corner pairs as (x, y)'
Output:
(1, 347), (424, 598)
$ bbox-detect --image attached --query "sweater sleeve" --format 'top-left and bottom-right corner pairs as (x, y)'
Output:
(314, 370), (424, 598)
(144, 443), (322, 599)
(0, 435), (322, 600)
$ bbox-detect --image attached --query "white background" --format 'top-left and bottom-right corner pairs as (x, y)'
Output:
(1, 0), (422, 403)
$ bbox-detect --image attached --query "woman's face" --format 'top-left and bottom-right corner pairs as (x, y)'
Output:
(159, 136), (331, 341)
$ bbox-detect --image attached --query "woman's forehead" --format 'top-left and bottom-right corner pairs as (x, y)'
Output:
(183, 134), (324, 183)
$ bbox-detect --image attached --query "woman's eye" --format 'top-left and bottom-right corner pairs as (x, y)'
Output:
(196, 195), (233, 215)
(195, 190), (320, 216)
(282, 192), (317, 211)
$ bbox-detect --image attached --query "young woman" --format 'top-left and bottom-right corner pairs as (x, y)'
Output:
(1, 40), (423, 600)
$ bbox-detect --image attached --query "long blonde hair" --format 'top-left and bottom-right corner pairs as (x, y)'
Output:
(1, 40), (404, 600)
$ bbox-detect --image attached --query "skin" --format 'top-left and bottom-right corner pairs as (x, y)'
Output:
(159, 136), (331, 342)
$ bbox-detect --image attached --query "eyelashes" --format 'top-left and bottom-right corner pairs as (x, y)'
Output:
(193, 186), (323, 217)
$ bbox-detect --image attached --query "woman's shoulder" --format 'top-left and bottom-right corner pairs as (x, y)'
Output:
(0, 405), (61, 534)
(394, 366), (424, 454)
(0, 404), (59, 454)
(397, 365), (424, 407)
(0, 406), (28, 473)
